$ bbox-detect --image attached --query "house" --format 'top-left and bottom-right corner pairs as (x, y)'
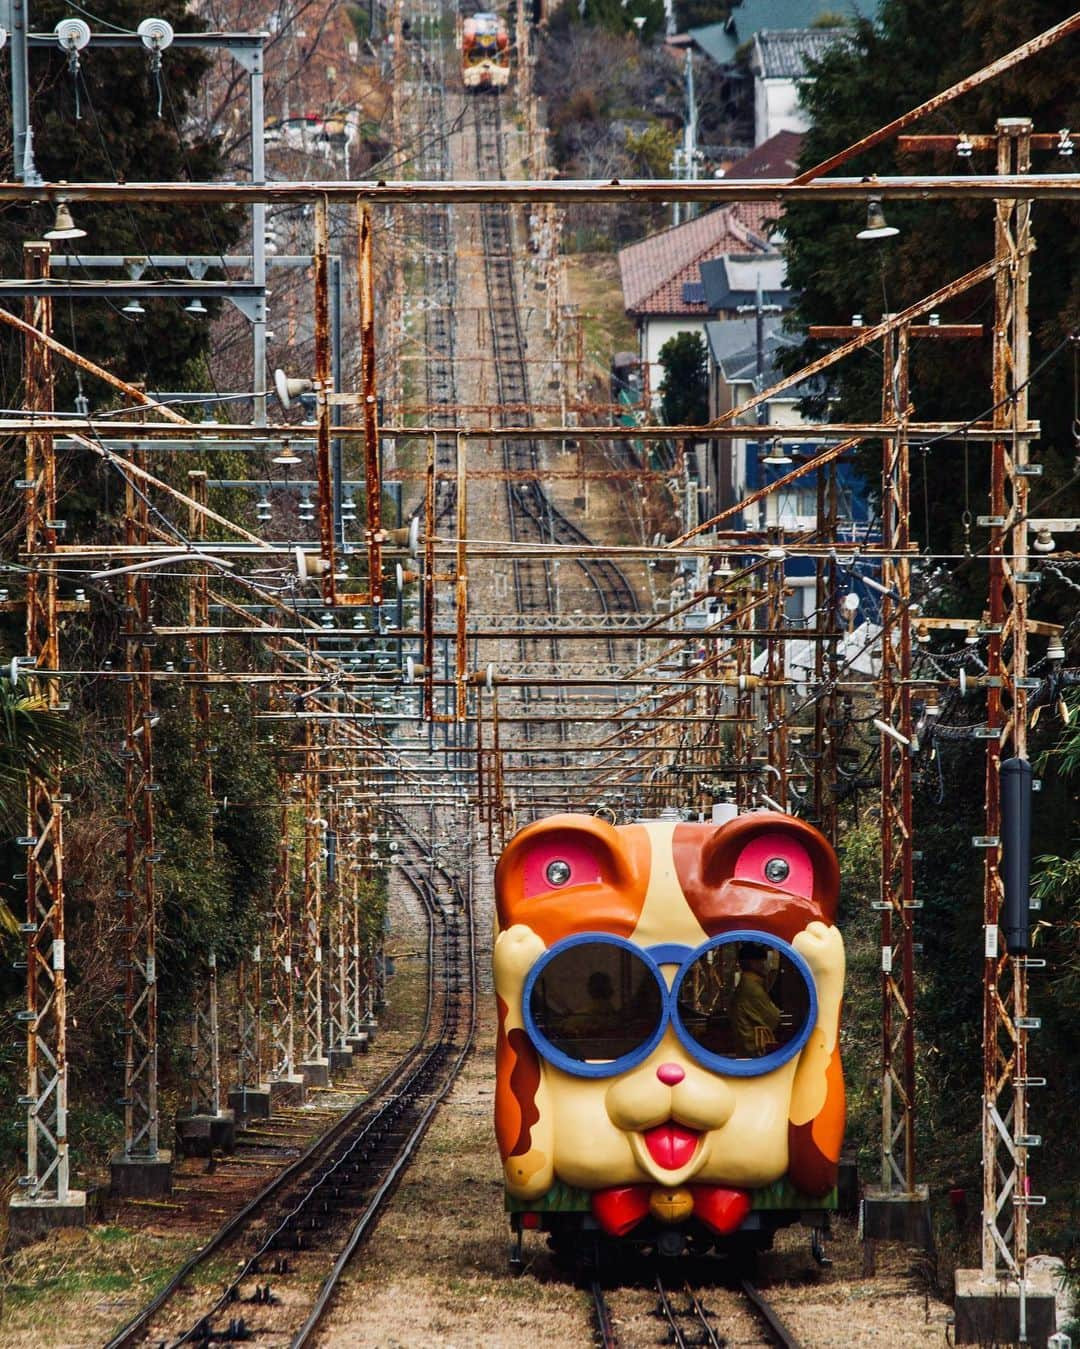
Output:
(687, 0), (876, 69)
(618, 206), (771, 404)
(699, 252), (789, 316)
(698, 318), (872, 598)
(729, 128), (803, 179)
(697, 318), (873, 623)
(749, 29), (850, 145)
(687, 0), (878, 144)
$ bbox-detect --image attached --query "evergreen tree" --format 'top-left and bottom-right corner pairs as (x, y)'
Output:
(658, 330), (708, 425)
(0, 0), (242, 410)
(778, 0), (1079, 616)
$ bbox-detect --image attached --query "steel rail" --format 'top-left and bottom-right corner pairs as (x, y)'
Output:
(103, 894), (438, 1349)
(591, 1281), (619, 1349)
(293, 822), (476, 1345)
(654, 1278), (693, 1349)
(740, 1281), (803, 1348)
(151, 853), (458, 1348)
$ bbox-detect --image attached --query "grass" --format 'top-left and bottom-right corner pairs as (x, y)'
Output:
(0, 1224), (200, 1347)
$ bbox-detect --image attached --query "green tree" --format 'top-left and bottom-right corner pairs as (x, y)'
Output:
(0, 0), (242, 411)
(777, 0), (1080, 620)
(658, 330), (708, 425)
(0, 680), (82, 830)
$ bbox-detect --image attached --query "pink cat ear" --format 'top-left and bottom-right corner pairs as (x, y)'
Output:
(700, 812), (839, 920)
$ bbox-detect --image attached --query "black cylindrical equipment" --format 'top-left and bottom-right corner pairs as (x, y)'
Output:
(1000, 757), (1032, 954)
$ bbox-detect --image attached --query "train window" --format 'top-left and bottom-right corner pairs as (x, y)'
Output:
(675, 940), (811, 1062)
(529, 940), (662, 1064)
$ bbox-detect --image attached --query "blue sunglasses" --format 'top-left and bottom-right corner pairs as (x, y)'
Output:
(522, 929), (817, 1080)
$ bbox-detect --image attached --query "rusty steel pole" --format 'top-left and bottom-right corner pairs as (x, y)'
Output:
(812, 465), (840, 845)
(269, 774), (297, 1081)
(764, 536), (789, 810)
(300, 719), (326, 1076)
(184, 471), (222, 1119)
(981, 117), (1036, 1283)
(17, 240), (74, 1209)
(455, 431), (468, 720)
(359, 201), (383, 607)
(120, 449), (162, 1165)
(877, 325), (918, 1196)
(313, 195), (337, 607)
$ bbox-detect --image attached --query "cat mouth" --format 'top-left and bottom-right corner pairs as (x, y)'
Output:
(640, 1121), (702, 1171)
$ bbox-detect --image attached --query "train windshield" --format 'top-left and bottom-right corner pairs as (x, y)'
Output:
(529, 940), (661, 1063)
(675, 940), (811, 1061)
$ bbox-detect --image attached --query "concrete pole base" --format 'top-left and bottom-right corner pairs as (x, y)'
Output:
(954, 1267), (1058, 1347)
(175, 1111), (237, 1157)
(345, 1032), (370, 1053)
(110, 1149), (173, 1198)
(861, 1185), (932, 1245)
(227, 1085), (272, 1120)
(328, 1047), (354, 1074)
(299, 1058), (330, 1088)
(268, 1075), (306, 1108)
(7, 1190), (87, 1250)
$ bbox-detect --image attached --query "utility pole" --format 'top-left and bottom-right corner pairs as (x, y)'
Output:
(112, 447), (172, 1197)
(8, 240), (86, 1243)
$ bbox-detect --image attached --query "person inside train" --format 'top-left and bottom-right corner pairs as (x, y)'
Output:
(731, 941), (781, 1057)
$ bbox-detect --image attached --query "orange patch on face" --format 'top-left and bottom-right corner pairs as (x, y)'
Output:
(788, 1042), (846, 1196)
(494, 995), (542, 1161)
(494, 813), (651, 946)
(673, 815), (839, 939)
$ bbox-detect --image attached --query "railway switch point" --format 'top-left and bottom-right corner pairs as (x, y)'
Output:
(299, 1058), (331, 1089)
(176, 1109), (237, 1157)
(109, 1149), (174, 1199)
(6, 1189), (87, 1249)
(268, 1076), (307, 1109)
(860, 1185), (932, 1247)
(227, 1086), (273, 1121)
(954, 1266), (1058, 1347)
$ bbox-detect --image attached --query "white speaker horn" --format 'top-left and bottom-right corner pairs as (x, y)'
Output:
(274, 367), (315, 411)
(294, 547), (330, 582)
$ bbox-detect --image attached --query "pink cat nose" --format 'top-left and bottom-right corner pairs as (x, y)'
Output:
(656, 1062), (685, 1085)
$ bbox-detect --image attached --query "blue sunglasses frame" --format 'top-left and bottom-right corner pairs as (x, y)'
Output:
(522, 928), (818, 1080)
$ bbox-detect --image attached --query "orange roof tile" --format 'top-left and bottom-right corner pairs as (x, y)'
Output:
(618, 205), (773, 316)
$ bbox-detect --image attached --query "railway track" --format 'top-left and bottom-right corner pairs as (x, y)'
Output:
(472, 95), (638, 733)
(591, 1275), (803, 1349)
(413, 23), (461, 528)
(106, 827), (476, 1349)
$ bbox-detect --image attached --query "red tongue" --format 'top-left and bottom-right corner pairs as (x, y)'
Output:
(642, 1122), (700, 1170)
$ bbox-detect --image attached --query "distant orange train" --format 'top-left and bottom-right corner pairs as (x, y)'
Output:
(493, 810), (846, 1269)
(462, 12), (510, 90)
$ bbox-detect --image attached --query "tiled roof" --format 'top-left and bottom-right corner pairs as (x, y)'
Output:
(753, 28), (848, 79)
(688, 0), (878, 67)
(734, 129), (802, 179)
(618, 206), (770, 317)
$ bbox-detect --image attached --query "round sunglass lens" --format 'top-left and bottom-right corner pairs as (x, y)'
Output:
(529, 941), (662, 1066)
(676, 939), (811, 1062)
